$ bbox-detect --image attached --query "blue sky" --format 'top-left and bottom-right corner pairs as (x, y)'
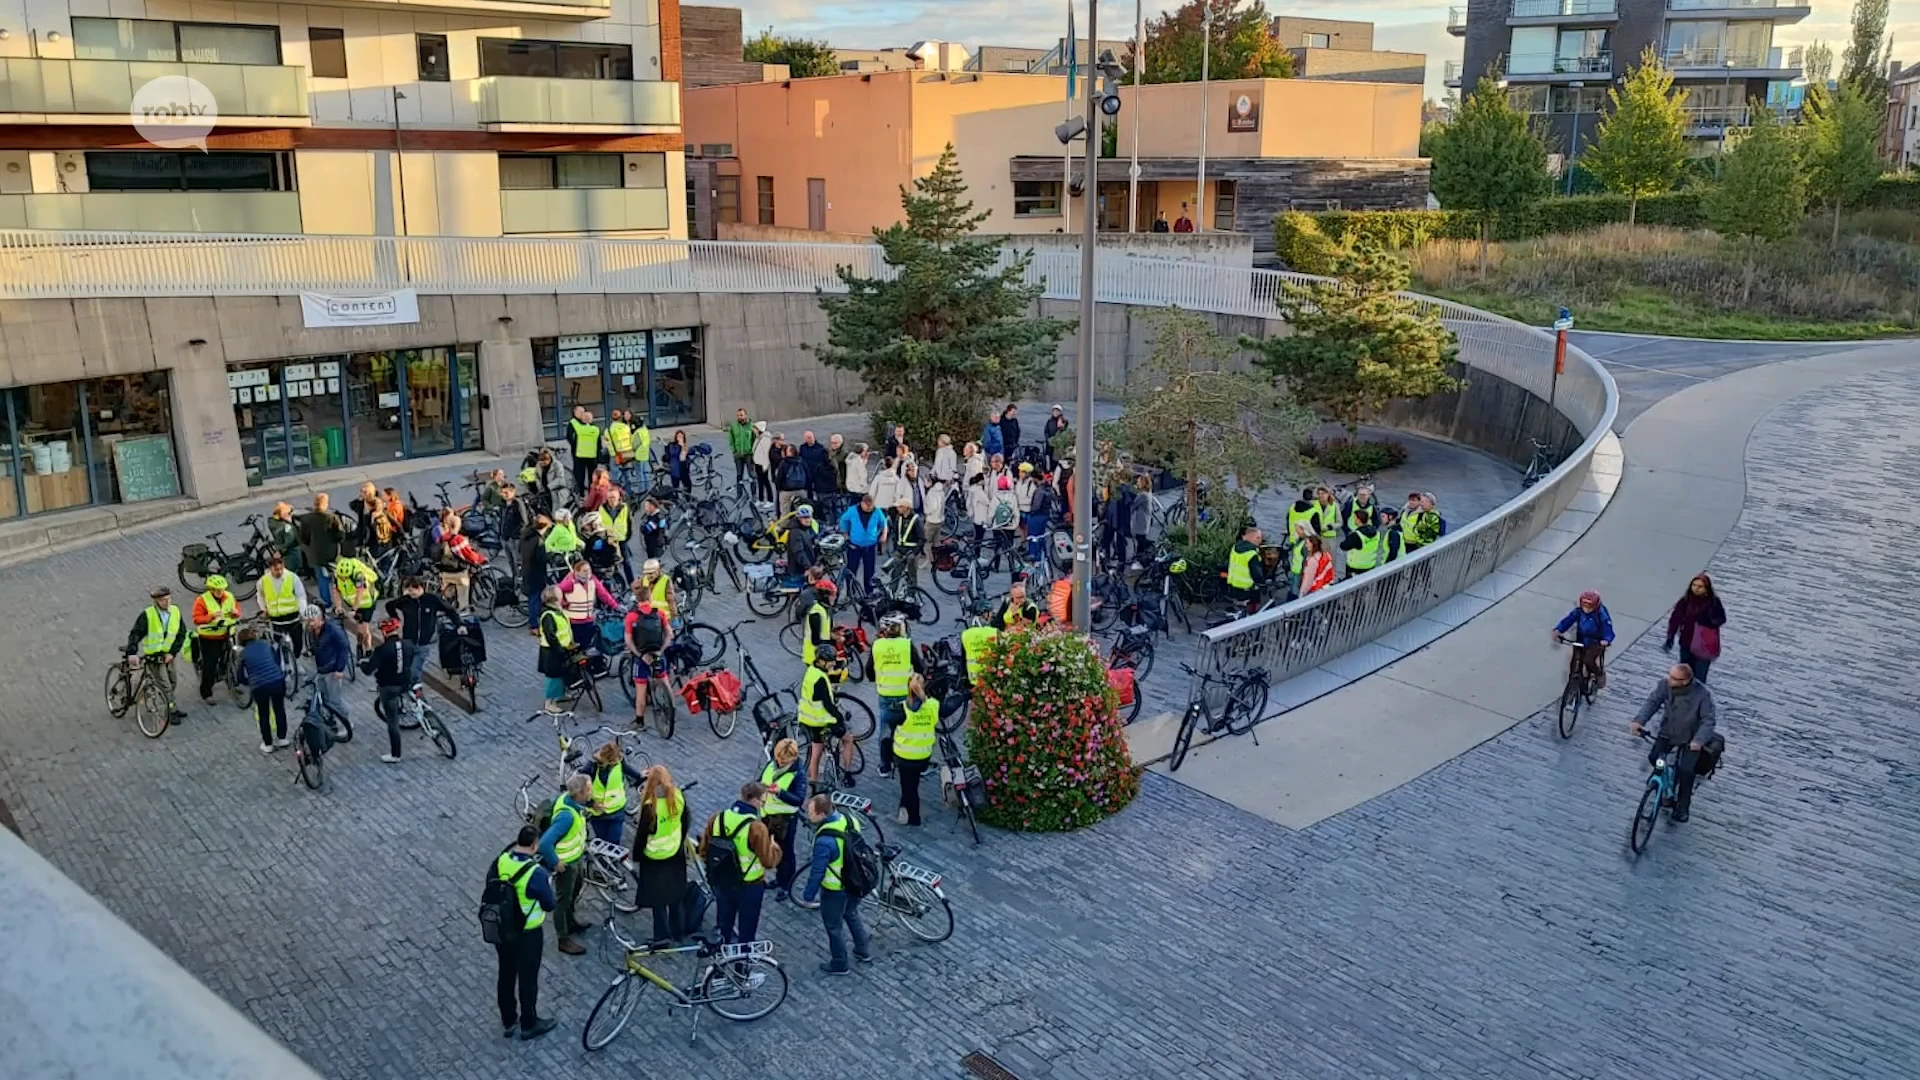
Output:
(732, 1), (1908, 100)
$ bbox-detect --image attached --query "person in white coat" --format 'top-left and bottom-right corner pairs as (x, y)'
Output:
(843, 442), (871, 497)
(963, 442), (990, 542)
(928, 435), (958, 536)
(985, 453), (1018, 549)
(750, 422), (774, 502)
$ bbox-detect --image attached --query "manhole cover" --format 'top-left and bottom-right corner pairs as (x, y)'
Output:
(960, 1052), (1021, 1080)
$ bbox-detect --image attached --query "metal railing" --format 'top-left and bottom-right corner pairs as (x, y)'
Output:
(1662, 45), (1802, 69)
(1667, 0), (1799, 8)
(1685, 104), (1751, 127)
(1511, 0), (1617, 17)
(1447, 7), (1467, 31)
(1443, 60), (1463, 85)
(1505, 53), (1614, 76)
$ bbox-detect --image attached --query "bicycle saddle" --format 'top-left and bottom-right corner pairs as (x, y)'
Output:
(878, 842), (903, 860)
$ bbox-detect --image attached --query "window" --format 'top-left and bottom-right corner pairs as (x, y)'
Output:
(1506, 85), (1548, 113)
(1003, 59), (1028, 72)
(1549, 86), (1607, 113)
(309, 27), (346, 78)
(1302, 33), (1330, 48)
(478, 38), (632, 79)
(756, 176), (775, 224)
(417, 34), (450, 82)
(85, 151), (287, 192)
(1213, 180), (1236, 231)
(1013, 180), (1062, 217)
(497, 153), (623, 190)
(72, 17), (279, 65)
(715, 175), (740, 223)
(698, 143), (734, 157)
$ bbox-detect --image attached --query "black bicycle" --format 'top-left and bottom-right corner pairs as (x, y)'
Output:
(1522, 438), (1560, 489)
(1169, 662), (1269, 772)
(1554, 634), (1600, 739)
(293, 687), (354, 791)
(177, 518), (272, 601)
(937, 727), (984, 846)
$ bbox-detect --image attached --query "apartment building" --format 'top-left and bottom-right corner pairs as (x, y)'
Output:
(1450, 0), (1810, 157)
(1275, 18), (1424, 85)
(0, 0), (687, 238)
(1883, 63), (1920, 169)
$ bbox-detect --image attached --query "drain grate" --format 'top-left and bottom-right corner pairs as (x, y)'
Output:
(960, 1052), (1022, 1080)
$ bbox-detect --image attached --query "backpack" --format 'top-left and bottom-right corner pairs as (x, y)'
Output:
(704, 814), (749, 890)
(479, 850), (536, 944)
(837, 823), (881, 899)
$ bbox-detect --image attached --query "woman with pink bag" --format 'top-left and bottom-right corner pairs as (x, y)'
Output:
(1663, 573), (1727, 682)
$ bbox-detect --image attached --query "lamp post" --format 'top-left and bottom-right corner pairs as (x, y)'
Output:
(1127, 0), (1142, 232)
(1718, 58), (1736, 177)
(1073, 0), (1102, 630)
(1194, 0), (1211, 232)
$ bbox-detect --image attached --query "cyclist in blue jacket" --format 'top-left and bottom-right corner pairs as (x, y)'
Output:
(1550, 589), (1615, 689)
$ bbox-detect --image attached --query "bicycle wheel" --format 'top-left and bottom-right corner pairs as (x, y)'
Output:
(423, 707), (457, 759)
(582, 973), (646, 1051)
(1113, 672), (1142, 725)
(467, 568), (497, 614)
(846, 737), (868, 778)
(105, 666), (134, 718)
(649, 678), (676, 739)
(329, 710), (355, 744)
(935, 695), (969, 736)
(1122, 638), (1157, 682)
(839, 695), (876, 742)
(777, 621), (805, 657)
(709, 700), (739, 739)
(135, 676), (171, 738)
(1169, 703), (1203, 772)
(678, 579), (705, 619)
(617, 655), (637, 707)
(745, 586), (789, 617)
(1557, 677), (1581, 739)
(678, 621), (728, 667)
(1629, 780), (1662, 854)
(887, 879), (955, 943)
(297, 745), (324, 791)
(178, 559), (208, 596)
(463, 664), (482, 713)
(702, 957), (789, 1022)
(1227, 676), (1269, 734)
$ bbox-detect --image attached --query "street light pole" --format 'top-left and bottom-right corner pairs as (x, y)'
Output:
(1195, 0), (1211, 232)
(1073, 0), (1101, 631)
(1127, 0), (1142, 232)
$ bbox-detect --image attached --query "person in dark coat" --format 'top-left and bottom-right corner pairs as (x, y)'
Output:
(629, 764), (692, 946)
(296, 493), (346, 608)
(1663, 573), (1728, 682)
(798, 431), (833, 499)
(1102, 484), (1134, 566)
(998, 404), (1021, 459)
(1041, 406), (1067, 468)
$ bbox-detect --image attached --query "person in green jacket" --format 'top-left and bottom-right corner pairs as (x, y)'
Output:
(726, 408), (755, 490)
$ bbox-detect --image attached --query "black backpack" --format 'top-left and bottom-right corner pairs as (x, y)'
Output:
(479, 850), (536, 944)
(837, 823), (881, 899)
(704, 814), (749, 890)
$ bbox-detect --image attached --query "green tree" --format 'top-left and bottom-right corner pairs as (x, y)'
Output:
(1138, 0), (1293, 84)
(1706, 105), (1805, 304)
(1251, 244), (1462, 432)
(1804, 81), (1884, 244)
(1840, 0), (1891, 100)
(812, 145), (1073, 447)
(1581, 49), (1688, 227)
(1803, 39), (1835, 87)
(743, 28), (840, 79)
(1094, 308), (1312, 544)
(1427, 77), (1549, 275)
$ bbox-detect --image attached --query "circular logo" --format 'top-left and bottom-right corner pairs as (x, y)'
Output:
(131, 75), (218, 151)
(1235, 94), (1253, 117)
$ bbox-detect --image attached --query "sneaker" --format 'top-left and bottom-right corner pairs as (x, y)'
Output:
(557, 937), (586, 956)
(855, 952), (875, 965)
(501, 1023), (517, 1039)
(168, 709), (188, 720)
(380, 754), (402, 764)
(817, 963), (851, 977)
(896, 807), (910, 825)
(275, 737), (292, 748)
(259, 742), (276, 754)
(1671, 809), (1690, 824)
(773, 888), (791, 904)
(842, 775), (857, 789)
(518, 1017), (557, 1041)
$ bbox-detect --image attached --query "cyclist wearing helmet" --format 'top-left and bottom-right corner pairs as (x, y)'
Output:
(365, 616), (409, 763)
(191, 574), (241, 706)
(1551, 590), (1615, 689)
(870, 613), (924, 782)
(800, 567), (837, 669)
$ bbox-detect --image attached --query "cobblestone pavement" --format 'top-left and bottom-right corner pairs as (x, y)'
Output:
(8, 369), (1915, 1080)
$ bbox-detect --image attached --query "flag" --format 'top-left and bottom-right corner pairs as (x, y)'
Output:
(1066, 1), (1077, 101)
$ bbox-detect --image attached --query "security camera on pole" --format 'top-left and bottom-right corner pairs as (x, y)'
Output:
(1052, 7), (1126, 632)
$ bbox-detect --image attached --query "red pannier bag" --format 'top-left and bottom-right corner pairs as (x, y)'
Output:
(681, 670), (743, 714)
(1105, 667), (1136, 708)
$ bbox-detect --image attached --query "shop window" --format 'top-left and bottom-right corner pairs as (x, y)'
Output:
(0, 373), (180, 517)
(86, 151), (289, 193)
(479, 38), (632, 80)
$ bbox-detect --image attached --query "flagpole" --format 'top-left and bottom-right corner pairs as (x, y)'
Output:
(1127, 0), (1142, 232)
(1195, 0), (1211, 233)
(1063, 1), (1076, 230)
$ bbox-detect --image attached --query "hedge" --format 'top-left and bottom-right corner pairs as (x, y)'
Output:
(1273, 193), (1708, 268)
(1860, 175), (1920, 212)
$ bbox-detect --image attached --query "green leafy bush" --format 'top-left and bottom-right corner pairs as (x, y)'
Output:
(1272, 212), (1346, 274)
(867, 397), (984, 454)
(1313, 210), (1479, 249)
(1302, 436), (1409, 475)
(968, 625), (1140, 832)
(1283, 192), (1707, 255)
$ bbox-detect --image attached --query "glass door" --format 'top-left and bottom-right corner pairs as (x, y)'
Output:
(346, 351), (406, 463)
(556, 335), (609, 427)
(454, 346), (481, 451)
(405, 347), (455, 457)
(647, 328), (705, 427)
(230, 362), (284, 486)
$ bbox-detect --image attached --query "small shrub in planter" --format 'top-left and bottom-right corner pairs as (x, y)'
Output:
(1302, 437), (1408, 475)
(967, 625), (1140, 832)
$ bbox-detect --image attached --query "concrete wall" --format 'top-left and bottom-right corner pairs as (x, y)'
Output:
(992, 232), (1257, 267)
(1115, 79), (1422, 162)
(1290, 48), (1427, 85)
(1273, 16), (1375, 50)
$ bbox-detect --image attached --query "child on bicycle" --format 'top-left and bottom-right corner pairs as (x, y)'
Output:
(1550, 590), (1615, 689)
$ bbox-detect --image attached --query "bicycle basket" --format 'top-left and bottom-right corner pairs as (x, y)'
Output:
(180, 543), (213, 574)
(1105, 666), (1137, 708)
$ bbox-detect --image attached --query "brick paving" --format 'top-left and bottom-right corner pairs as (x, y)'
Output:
(3, 372), (1912, 1080)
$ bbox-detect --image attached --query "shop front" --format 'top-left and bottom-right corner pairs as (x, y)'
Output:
(230, 346), (481, 484)
(0, 372), (182, 520)
(533, 327), (705, 441)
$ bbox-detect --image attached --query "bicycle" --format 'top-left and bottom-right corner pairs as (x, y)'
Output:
(561, 650), (606, 713)
(1521, 438), (1559, 489)
(789, 791), (887, 910)
(936, 726), (984, 846)
(868, 843), (955, 943)
(1168, 662), (1269, 772)
(582, 923), (787, 1051)
(1628, 732), (1714, 854)
(1554, 634), (1600, 739)
(397, 683), (458, 759)
(617, 652), (679, 738)
(674, 531), (746, 618)
(511, 772), (634, 900)
(292, 687), (354, 791)
(108, 655), (177, 738)
(177, 518), (272, 602)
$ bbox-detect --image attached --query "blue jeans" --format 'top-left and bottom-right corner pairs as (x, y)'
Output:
(818, 889), (871, 971)
(314, 566), (334, 608)
(1024, 513), (1048, 560)
(401, 641), (429, 686)
(715, 882), (765, 945)
(849, 543), (877, 591)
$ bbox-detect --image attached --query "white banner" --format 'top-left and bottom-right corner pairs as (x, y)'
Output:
(299, 289), (420, 329)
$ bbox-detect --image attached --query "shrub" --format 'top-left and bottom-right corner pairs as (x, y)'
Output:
(968, 625), (1140, 832)
(1160, 490), (1253, 572)
(1302, 436), (1409, 475)
(1862, 174), (1920, 212)
(867, 397), (985, 454)
(1284, 192), (1707, 255)
(1314, 210), (1479, 249)
(1272, 212), (1345, 274)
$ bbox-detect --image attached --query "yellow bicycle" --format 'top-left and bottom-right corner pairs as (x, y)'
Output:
(581, 917), (788, 1050)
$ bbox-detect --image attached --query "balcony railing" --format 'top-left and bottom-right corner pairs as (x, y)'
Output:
(1511, 0), (1618, 17)
(474, 77), (680, 128)
(0, 192), (300, 233)
(1667, 0), (1798, 8)
(500, 188), (673, 233)
(0, 57), (307, 119)
(1662, 45), (1802, 69)
(1505, 53), (1614, 76)
(294, 0), (609, 16)
(1684, 105), (1751, 127)
(1443, 60), (1463, 86)
(1447, 7), (1467, 32)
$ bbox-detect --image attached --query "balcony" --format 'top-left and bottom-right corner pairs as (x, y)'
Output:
(0, 192), (301, 233)
(473, 77), (680, 132)
(0, 58), (307, 123)
(1666, 0), (1811, 22)
(1503, 53), (1613, 81)
(1684, 105), (1750, 135)
(1509, 0), (1619, 24)
(280, 0), (610, 21)
(500, 188), (672, 234)
(1447, 7), (1467, 35)
(1663, 45), (1802, 78)
(1444, 60), (1463, 88)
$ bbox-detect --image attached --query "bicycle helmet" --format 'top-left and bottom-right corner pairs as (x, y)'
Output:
(815, 577), (838, 595)
(378, 617), (401, 635)
(1578, 590), (1601, 606)
(204, 574), (229, 591)
(880, 612), (908, 633)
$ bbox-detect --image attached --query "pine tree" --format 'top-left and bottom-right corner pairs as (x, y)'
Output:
(811, 145), (1073, 446)
(1251, 245), (1461, 432)
(1706, 105), (1805, 304)
(1428, 77), (1550, 276)
(1582, 48), (1688, 227)
(1803, 81), (1884, 245)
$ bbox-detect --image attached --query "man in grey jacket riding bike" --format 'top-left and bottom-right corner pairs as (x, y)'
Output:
(1628, 663), (1719, 824)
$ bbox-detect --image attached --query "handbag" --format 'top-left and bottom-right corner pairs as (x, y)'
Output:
(1689, 624), (1722, 661)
